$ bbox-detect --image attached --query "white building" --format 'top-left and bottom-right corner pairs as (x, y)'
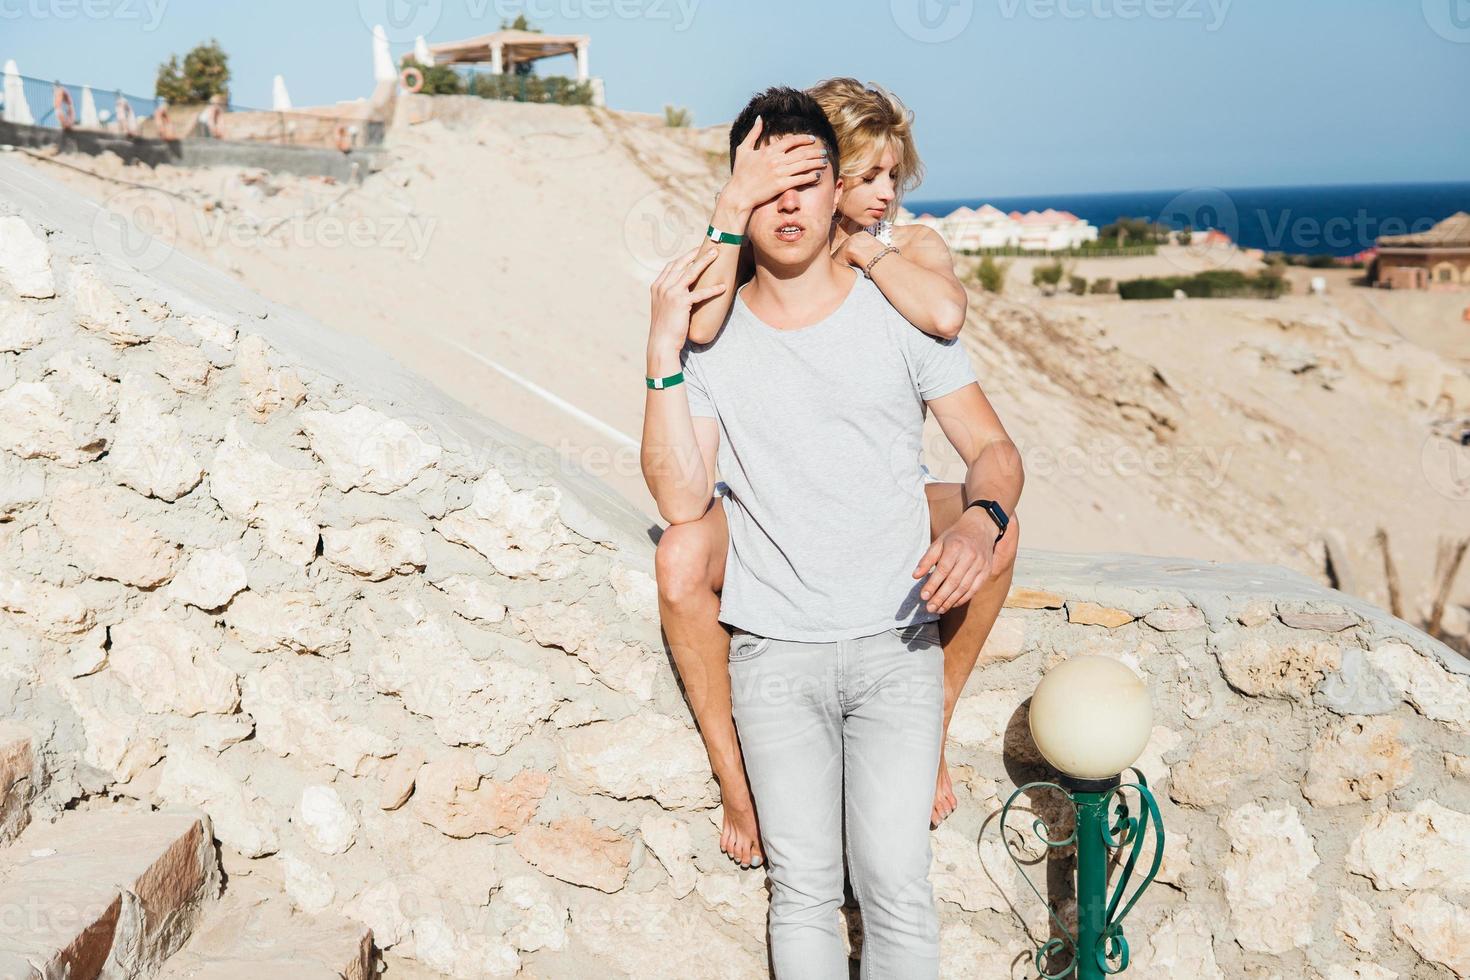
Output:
(908, 203), (1098, 252)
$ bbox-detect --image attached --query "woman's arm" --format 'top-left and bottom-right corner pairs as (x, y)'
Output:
(835, 224), (968, 340)
(688, 119), (828, 344)
(643, 248), (728, 524)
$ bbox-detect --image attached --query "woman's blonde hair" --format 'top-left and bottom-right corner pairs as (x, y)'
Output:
(807, 77), (924, 202)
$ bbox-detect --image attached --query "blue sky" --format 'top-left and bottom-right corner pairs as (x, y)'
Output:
(5, 0), (1467, 198)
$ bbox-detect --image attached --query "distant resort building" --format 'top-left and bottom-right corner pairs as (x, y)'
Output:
(906, 204), (1099, 252)
(1372, 211), (1470, 289)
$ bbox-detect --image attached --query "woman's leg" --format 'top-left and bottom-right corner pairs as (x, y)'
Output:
(653, 497), (765, 868)
(923, 482), (1021, 828)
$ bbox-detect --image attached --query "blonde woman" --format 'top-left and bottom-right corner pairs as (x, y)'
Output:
(653, 79), (1020, 870)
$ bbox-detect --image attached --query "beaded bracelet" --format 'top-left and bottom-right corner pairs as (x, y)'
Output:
(863, 245), (899, 279)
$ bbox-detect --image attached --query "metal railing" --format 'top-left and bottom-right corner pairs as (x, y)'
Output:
(1, 72), (383, 149)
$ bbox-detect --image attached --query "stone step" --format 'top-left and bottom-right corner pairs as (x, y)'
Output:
(0, 722), (38, 848)
(153, 873), (374, 980)
(0, 807), (219, 980)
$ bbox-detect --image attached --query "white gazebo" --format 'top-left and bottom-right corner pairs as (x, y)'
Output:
(426, 29), (591, 83)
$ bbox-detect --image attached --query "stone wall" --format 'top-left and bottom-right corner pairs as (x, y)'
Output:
(0, 159), (1467, 979)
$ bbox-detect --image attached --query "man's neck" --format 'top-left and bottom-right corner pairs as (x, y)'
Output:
(744, 253), (857, 331)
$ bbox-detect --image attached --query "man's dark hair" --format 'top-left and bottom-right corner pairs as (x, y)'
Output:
(729, 86), (840, 179)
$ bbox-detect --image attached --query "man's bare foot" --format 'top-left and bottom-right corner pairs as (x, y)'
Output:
(718, 782), (764, 869)
(931, 749), (957, 828)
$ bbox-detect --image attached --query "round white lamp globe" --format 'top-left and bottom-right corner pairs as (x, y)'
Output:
(1029, 655), (1153, 780)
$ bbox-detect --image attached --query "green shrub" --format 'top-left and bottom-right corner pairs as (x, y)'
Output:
(975, 254), (1006, 294)
(663, 105), (692, 127)
(1090, 277), (1113, 294)
(1068, 275), (1087, 295)
(1117, 268), (1291, 300)
(155, 39), (229, 104)
(1032, 260), (1066, 292)
(471, 73), (593, 105)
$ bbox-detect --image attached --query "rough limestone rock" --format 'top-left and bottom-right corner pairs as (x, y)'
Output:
(1366, 641), (1470, 731)
(108, 371), (204, 500)
(241, 659), (394, 776)
(1302, 716), (1414, 804)
(414, 754), (548, 838)
(432, 574), (507, 624)
(1345, 799), (1470, 892)
(1138, 905), (1225, 979)
(435, 468), (582, 580)
(157, 747), (279, 858)
(209, 418), (324, 564)
(49, 479), (180, 586)
(1390, 892), (1470, 978)
(1219, 803), (1319, 953)
(226, 588), (350, 657)
(322, 518), (427, 580)
(235, 334), (306, 419)
(512, 816), (631, 893)
(70, 261), (157, 344)
(300, 404), (442, 493)
(108, 603), (240, 716)
(296, 784), (358, 855)
(0, 297), (48, 352)
(0, 379), (109, 466)
(1213, 629), (1343, 700)
(369, 614), (559, 752)
(1336, 888), (1382, 956)
(557, 711), (718, 810)
(0, 214), (56, 297)
(167, 546), (249, 610)
(639, 811), (699, 898)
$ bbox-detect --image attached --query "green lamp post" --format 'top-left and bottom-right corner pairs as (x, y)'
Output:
(1001, 655), (1165, 979)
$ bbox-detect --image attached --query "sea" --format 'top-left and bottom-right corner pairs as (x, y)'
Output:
(907, 181), (1470, 258)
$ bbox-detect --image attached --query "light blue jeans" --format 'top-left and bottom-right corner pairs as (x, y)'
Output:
(727, 620), (945, 979)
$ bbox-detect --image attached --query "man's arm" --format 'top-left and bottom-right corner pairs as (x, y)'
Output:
(912, 382), (1025, 614)
(688, 119), (827, 344)
(641, 248), (727, 525)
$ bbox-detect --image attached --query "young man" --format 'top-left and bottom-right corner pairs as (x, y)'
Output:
(641, 87), (1023, 977)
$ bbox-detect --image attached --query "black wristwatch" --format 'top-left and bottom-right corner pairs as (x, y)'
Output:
(964, 498), (1009, 544)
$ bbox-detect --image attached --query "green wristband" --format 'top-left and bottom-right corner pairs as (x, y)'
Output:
(707, 224), (745, 246)
(646, 371), (684, 390)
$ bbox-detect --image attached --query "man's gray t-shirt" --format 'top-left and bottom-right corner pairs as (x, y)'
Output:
(680, 272), (978, 641)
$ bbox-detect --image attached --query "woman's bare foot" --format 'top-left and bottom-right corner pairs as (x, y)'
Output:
(718, 778), (764, 869)
(931, 748), (957, 828)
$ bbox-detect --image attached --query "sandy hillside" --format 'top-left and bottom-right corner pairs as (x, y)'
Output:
(13, 96), (1469, 642)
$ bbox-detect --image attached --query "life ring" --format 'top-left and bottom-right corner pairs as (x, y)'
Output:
(153, 102), (176, 141)
(53, 86), (76, 130)
(400, 66), (424, 93)
(335, 124), (352, 153)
